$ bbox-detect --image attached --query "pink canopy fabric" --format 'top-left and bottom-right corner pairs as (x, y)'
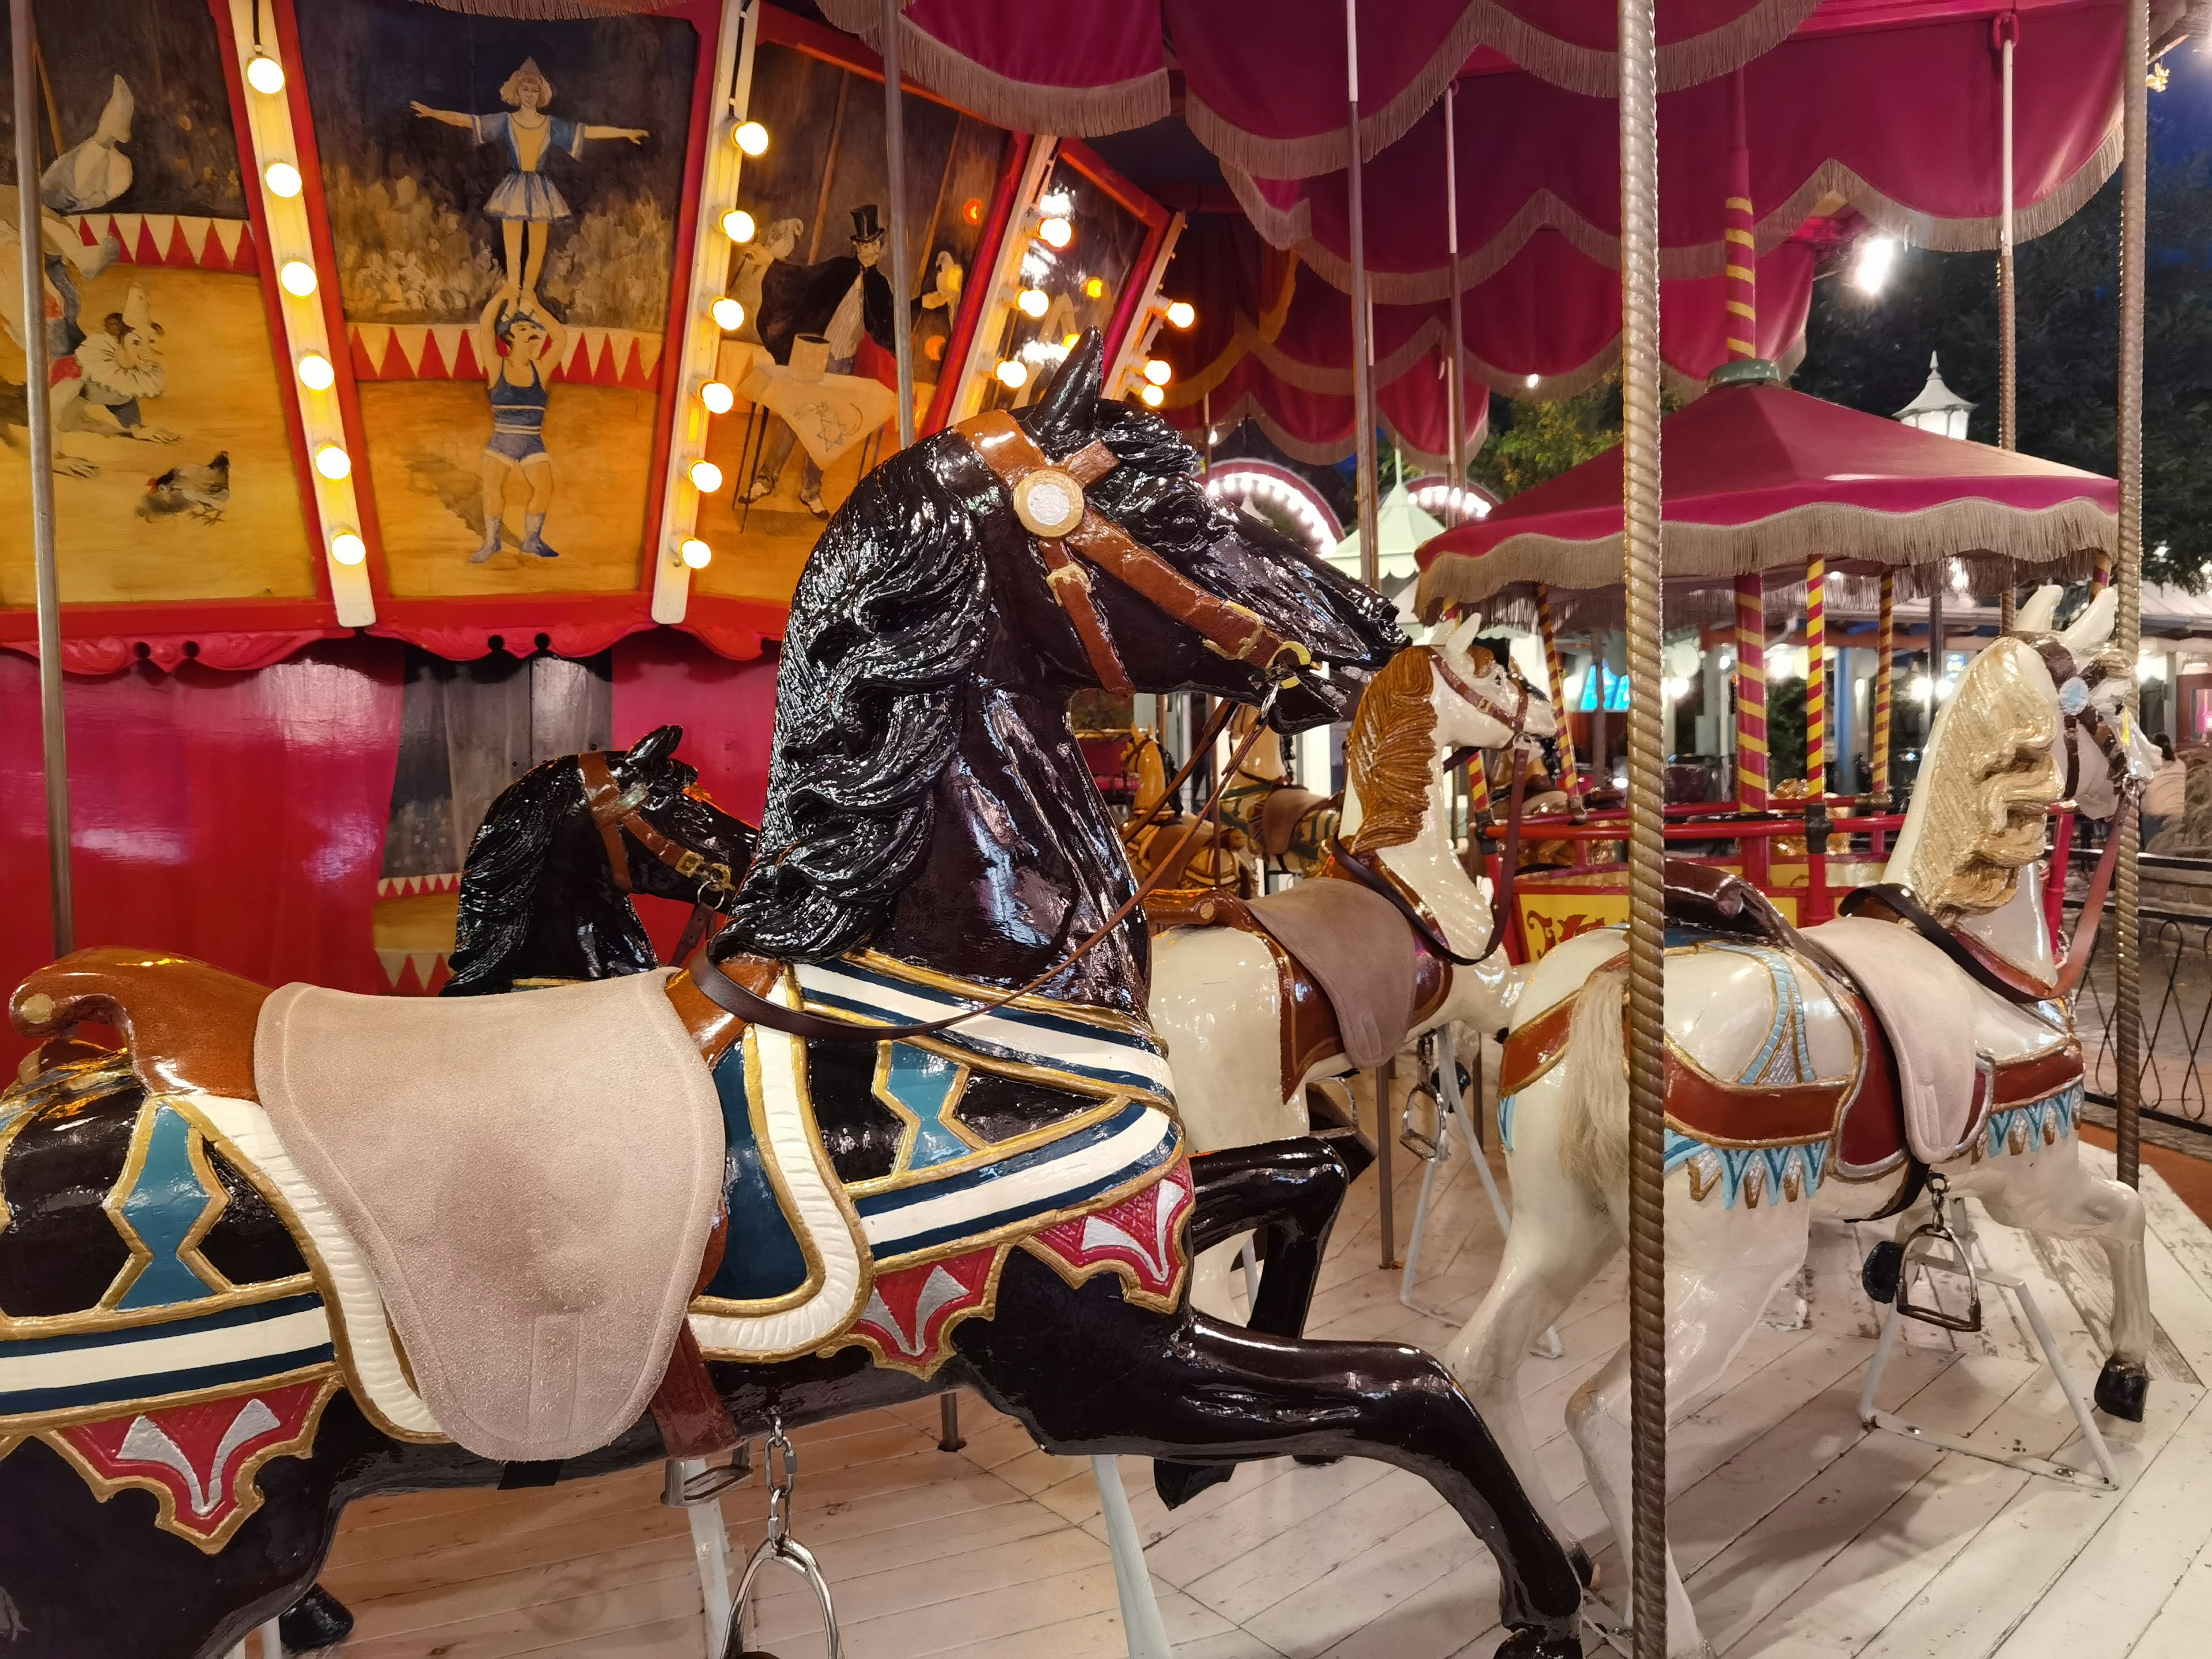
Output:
(1413, 381), (2118, 619)
(816, 0), (1816, 176)
(1240, 0), (2160, 299)
(1156, 217), (1819, 467)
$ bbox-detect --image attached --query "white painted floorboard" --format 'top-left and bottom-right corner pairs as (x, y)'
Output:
(322, 1120), (2212, 1659)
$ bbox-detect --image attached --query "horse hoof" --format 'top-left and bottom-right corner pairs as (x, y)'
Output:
(1861, 1240), (1904, 1304)
(2095, 1357), (2149, 1422)
(279, 1585), (355, 1650)
(1153, 1458), (1234, 1509)
(1570, 1543), (1597, 1589)
(1497, 1624), (1581, 1658)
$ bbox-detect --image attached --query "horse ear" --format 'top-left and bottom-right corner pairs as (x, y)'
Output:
(1432, 611), (1484, 661)
(2058, 587), (2118, 658)
(2013, 584), (2062, 635)
(616, 724), (682, 781)
(1024, 328), (1105, 454)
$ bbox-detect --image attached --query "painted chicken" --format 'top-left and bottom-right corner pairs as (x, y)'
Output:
(139, 451), (230, 522)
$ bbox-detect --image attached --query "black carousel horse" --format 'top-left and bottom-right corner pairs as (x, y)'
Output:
(444, 722), (759, 996)
(2, 336), (1585, 1658)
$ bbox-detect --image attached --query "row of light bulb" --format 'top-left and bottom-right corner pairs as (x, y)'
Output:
(245, 50), (368, 565)
(666, 120), (773, 571)
(1202, 471), (1334, 552)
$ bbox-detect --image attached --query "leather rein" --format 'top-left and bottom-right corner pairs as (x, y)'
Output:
(579, 751), (739, 964)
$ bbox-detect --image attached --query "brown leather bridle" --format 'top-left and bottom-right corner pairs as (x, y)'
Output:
(961, 411), (1314, 696)
(577, 750), (737, 900)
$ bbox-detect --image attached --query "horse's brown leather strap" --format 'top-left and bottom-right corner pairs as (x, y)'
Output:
(959, 411), (1310, 683)
(647, 1206), (741, 1461)
(578, 752), (640, 895)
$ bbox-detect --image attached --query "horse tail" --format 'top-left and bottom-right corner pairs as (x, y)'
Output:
(1559, 959), (1632, 1206)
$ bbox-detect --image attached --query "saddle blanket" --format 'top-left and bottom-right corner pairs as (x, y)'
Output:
(689, 955), (1191, 1375)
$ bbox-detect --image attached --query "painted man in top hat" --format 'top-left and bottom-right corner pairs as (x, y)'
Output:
(745, 203), (898, 517)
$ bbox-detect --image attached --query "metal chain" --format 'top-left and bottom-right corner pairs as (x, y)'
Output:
(763, 1415), (797, 1546)
(2115, 0), (2148, 1188)
(1618, 0), (1669, 1652)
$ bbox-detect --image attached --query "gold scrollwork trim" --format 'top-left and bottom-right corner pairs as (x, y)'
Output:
(4, 1357), (340, 1441)
(845, 949), (1162, 1041)
(1016, 1184), (1192, 1317)
(816, 1244), (1016, 1380)
(0, 1275), (317, 1343)
(869, 1041), (985, 1180)
(842, 1092), (1129, 1199)
(39, 1373), (340, 1554)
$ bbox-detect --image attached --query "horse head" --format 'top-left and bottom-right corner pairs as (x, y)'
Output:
(599, 724), (760, 909)
(1430, 612), (1559, 757)
(722, 329), (1403, 968)
(2010, 584), (2155, 822)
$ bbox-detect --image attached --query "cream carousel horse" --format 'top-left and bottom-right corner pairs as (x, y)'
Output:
(1154, 618), (1557, 1316)
(1122, 728), (1257, 893)
(1445, 585), (2156, 1656)
(1219, 704), (1340, 877)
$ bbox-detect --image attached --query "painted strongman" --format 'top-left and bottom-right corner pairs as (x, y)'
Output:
(469, 293), (567, 561)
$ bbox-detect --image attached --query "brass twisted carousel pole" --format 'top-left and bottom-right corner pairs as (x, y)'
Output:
(882, 0), (915, 450)
(1619, 0), (1667, 1651)
(2115, 0), (2147, 1188)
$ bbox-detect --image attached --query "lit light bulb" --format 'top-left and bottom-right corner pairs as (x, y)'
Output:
(246, 54), (286, 95)
(1062, 332), (1080, 349)
(313, 445), (351, 480)
(1082, 276), (1105, 300)
(1037, 216), (1073, 249)
(1165, 300), (1195, 329)
(710, 297), (744, 331)
(680, 537), (713, 570)
(1143, 358), (1173, 387)
(1017, 287), (1049, 319)
(688, 459), (724, 493)
(700, 380), (736, 414)
(994, 359), (1029, 389)
(330, 531), (366, 566)
(1854, 235), (1899, 296)
(296, 353), (335, 391)
(1139, 383), (1165, 408)
(1524, 372), (1540, 389)
(721, 209), (756, 244)
(733, 121), (768, 156)
(279, 260), (318, 297)
(264, 162), (302, 199)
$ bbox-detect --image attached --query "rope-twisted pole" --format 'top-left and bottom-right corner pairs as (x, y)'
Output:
(1872, 573), (1895, 808)
(2116, 0), (2147, 1187)
(1536, 584), (1586, 812)
(1619, 0), (1669, 1650)
(1805, 556), (1827, 794)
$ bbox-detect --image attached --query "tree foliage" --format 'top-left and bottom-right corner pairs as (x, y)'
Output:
(1469, 375), (1628, 498)
(1794, 118), (2212, 591)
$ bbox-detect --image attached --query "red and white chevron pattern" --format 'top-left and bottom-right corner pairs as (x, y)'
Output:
(347, 323), (664, 388)
(846, 1246), (1001, 1376)
(68, 213), (257, 272)
(1028, 1157), (1193, 1301)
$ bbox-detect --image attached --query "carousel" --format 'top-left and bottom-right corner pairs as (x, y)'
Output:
(4, 4), (2210, 1659)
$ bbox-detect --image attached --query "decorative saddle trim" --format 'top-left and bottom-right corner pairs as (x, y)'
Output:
(792, 953), (1175, 1107)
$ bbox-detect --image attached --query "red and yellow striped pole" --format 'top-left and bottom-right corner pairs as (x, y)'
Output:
(1872, 571), (1895, 811)
(1736, 575), (1770, 881)
(1804, 556), (1827, 794)
(1724, 70), (1757, 361)
(1536, 583), (1585, 813)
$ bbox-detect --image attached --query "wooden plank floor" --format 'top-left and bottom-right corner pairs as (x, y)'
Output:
(318, 1103), (2212, 1659)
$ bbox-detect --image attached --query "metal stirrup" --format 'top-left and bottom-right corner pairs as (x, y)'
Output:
(1893, 1174), (1984, 1334)
(726, 1418), (842, 1658)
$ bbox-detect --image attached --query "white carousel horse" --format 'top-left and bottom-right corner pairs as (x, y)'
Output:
(1444, 585), (2157, 1656)
(1153, 616), (1558, 1316)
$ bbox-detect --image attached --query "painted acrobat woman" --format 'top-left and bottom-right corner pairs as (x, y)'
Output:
(410, 59), (647, 310)
(469, 293), (565, 561)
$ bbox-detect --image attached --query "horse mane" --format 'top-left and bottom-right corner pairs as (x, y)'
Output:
(715, 445), (994, 962)
(1344, 643), (1479, 854)
(1893, 636), (2065, 921)
(445, 757), (588, 995)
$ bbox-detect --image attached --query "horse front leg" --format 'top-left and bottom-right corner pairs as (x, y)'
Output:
(960, 1252), (1586, 1657)
(1566, 1185), (1812, 1659)
(1955, 1120), (2154, 1421)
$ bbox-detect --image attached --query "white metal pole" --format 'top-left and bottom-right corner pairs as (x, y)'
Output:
(12, 0), (74, 956)
(882, 0), (915, 449)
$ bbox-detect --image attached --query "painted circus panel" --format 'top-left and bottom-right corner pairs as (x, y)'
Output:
(296, 0), (699, 597)
(0, 0), (314, 608)
(689, 33), (1011, 612)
